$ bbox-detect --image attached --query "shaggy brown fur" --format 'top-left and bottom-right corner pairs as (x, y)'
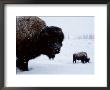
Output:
(73, 52), (90, 63)
(16, 16), (64, 71)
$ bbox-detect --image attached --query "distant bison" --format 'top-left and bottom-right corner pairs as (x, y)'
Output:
(16, 16), (64, 71)
(73, 52), (90, 63)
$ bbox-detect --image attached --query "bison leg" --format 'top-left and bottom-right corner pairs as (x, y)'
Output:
(73, 58), (76, 63)
(16, 58), (29, 71)
(81, 59), (85, 64)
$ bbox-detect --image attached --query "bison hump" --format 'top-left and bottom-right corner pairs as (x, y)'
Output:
(16, 16), (46, 41)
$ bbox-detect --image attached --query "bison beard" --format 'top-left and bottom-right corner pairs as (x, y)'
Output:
(16, 16), (64, 71)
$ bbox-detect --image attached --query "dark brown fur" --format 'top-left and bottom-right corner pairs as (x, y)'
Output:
(73, 52), (90, 63)
(16, 16), (64, 71)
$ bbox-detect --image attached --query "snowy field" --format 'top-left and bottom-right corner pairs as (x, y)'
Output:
(17, 39), (94, 74)
(17, 16), (94, 74)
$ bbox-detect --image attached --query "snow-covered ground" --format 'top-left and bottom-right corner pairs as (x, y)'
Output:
(17, 39), (94, 74)
(17, 16), (94, 74)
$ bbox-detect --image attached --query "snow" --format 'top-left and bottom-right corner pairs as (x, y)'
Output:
(17, 39), (94, 74)
(17, 16), (94, 74)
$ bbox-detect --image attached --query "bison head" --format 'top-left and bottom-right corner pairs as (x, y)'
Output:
(85, 57), (90, 63)
(38, 26), (64, 59)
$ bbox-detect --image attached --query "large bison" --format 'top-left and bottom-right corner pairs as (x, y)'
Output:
(16, 16), (64, 71)
(73, 52), (90, 63)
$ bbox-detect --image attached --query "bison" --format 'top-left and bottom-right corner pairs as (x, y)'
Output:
(16, 16), (64, 71)
(73, 52), (90, 63)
